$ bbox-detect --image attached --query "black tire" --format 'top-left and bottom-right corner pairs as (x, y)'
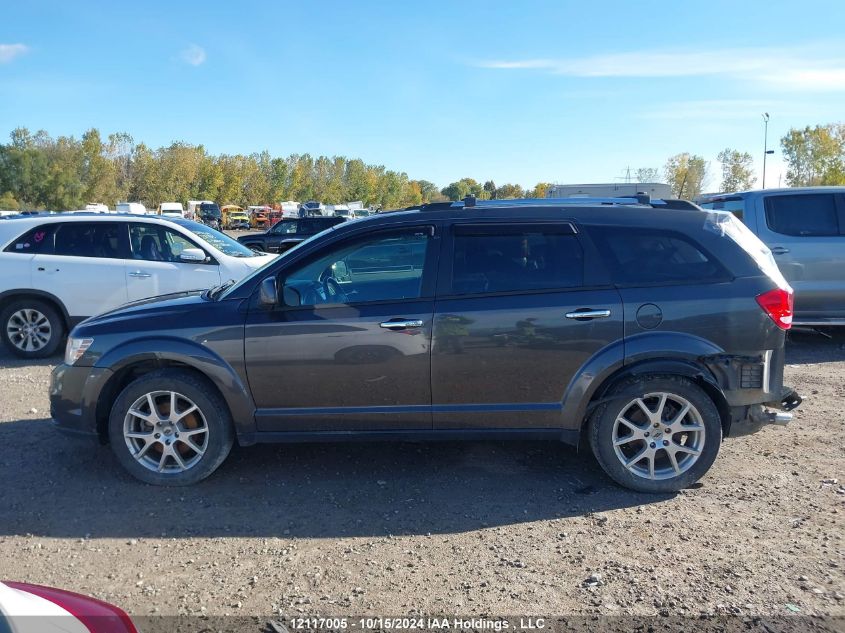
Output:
(0, 298), (64, 359)
(588, 375), (722, 493)
(108, 369), (234, 486)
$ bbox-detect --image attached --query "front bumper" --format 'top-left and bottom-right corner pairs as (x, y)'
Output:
(50, 363), (113, 440)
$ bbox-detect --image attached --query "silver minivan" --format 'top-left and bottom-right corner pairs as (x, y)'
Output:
(698, 187), (845, 326)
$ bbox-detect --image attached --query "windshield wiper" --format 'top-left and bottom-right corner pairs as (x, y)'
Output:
(207, 279), (236, 300)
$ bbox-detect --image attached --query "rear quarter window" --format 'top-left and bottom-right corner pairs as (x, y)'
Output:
(764, 193), (840, 236)
(589, 226), (729, 285)
(3, 224), (56, 254)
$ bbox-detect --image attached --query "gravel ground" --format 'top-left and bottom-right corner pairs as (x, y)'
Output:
(0, 330), (842, 622)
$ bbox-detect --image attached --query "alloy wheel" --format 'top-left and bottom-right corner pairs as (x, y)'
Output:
(123, 391), (209, 474)
(6, 309), (52, 353)
(612, 392), (706, 481)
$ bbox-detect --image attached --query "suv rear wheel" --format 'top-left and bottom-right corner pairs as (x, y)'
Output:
(1, 298), (64, 359)
(588, 376), (721, 493)
(108, 369), (234, 486)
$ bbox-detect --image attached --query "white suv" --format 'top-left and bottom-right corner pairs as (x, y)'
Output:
(0, 214), (276, 358)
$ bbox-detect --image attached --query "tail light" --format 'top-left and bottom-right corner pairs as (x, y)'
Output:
(756, 288), (793, 330)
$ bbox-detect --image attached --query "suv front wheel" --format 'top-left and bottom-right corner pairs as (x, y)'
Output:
(108, 369), (234, 486)
(589, 376), (722, 493)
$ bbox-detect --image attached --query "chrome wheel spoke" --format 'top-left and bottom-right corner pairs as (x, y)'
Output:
(174, 404), (198, 423)
(666, 448), (681, 474)
(128, 408), (156, 425)
(623, 445), (649, 469)
(178, 437), (205, 456)
(170, 448), (187, 471)
(672, 442), (701, 456)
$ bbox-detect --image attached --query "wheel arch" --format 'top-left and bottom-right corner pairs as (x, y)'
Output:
(0, 289), (71, 331)
(577, 358), (731, 448)
(92, 339), (256, 443)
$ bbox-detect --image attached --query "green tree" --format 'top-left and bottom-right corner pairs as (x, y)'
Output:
(717, 148), (756, 192)
(529, 182), (549, 198)
(483, 180), (497, 199)
(781, 123), (845, 186)
(0, 191), (19, 210)
(664, 153), (708, 198)
(495, 183), (525, 199)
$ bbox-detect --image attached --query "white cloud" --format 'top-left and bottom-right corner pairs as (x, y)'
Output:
(180, 44), (206, 66)
(0, 44), (29, 63)
(475, 45), (845, 92)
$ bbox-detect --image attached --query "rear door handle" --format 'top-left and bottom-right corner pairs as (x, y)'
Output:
(771, 247), (790, 255)
(380, 319), (424, 330)
(565, 309), (611, 320)
(129, 271), (151, 278)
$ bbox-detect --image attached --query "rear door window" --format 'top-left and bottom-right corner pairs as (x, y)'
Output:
(699, 196), (745, 221)
(54, 222), (130, 258)
(450, 224), (583, 295)
(765, 194), (839, 236)
(3, 224), (56, 254)
(590, 227), (728, 285)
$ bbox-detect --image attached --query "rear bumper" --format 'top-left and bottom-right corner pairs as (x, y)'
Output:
(728, 387), (803, 437)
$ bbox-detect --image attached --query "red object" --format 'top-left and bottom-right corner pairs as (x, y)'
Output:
(756, 287), (793, 330)
(4, 581), (138, 633)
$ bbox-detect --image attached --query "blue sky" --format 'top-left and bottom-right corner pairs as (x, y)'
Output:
(1, 0), (844, 191)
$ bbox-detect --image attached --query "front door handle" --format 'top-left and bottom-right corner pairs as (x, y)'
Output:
(565, 309), (611, 320)
(771, 246), (790, 255)
(380, 319), (424, 330)
(129, 271), (151, 278)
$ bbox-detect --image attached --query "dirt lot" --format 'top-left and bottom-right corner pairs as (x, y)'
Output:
(0, 330), (843, 623)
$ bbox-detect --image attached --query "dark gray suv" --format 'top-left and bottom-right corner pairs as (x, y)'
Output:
(50, 199), (801, 492)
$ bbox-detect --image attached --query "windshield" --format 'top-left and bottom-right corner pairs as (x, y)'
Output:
(172, 219), (259, 257)
(218, 224), (338, 299)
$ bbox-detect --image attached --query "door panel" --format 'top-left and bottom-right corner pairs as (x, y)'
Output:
(126, 223), (221, 300)
(245, 224), (438, 432)
(245, 301), (434, 431)
(431, 289), (623, 429)
(32, 254), (128, 318)
(125, 261), (221, 301)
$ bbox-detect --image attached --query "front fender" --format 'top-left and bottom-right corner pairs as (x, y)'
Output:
(94, 337), (256, 438)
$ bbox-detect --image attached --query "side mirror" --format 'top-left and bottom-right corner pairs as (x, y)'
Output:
(282, 285), (301, 307)
(259, 277), (278, 306)
(179, 248), (207, 262)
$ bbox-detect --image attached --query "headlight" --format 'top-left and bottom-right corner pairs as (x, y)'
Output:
(64, 337), (93, 365)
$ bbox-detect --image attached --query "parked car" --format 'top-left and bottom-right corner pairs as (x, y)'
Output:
(697, 187), (845, 326)
(156, 202), (185, 218)
(237, 216), (345, 253)
(0, 215), (276, 358)
(0, 580), (138, 632)
(50, 199), (801, 492)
